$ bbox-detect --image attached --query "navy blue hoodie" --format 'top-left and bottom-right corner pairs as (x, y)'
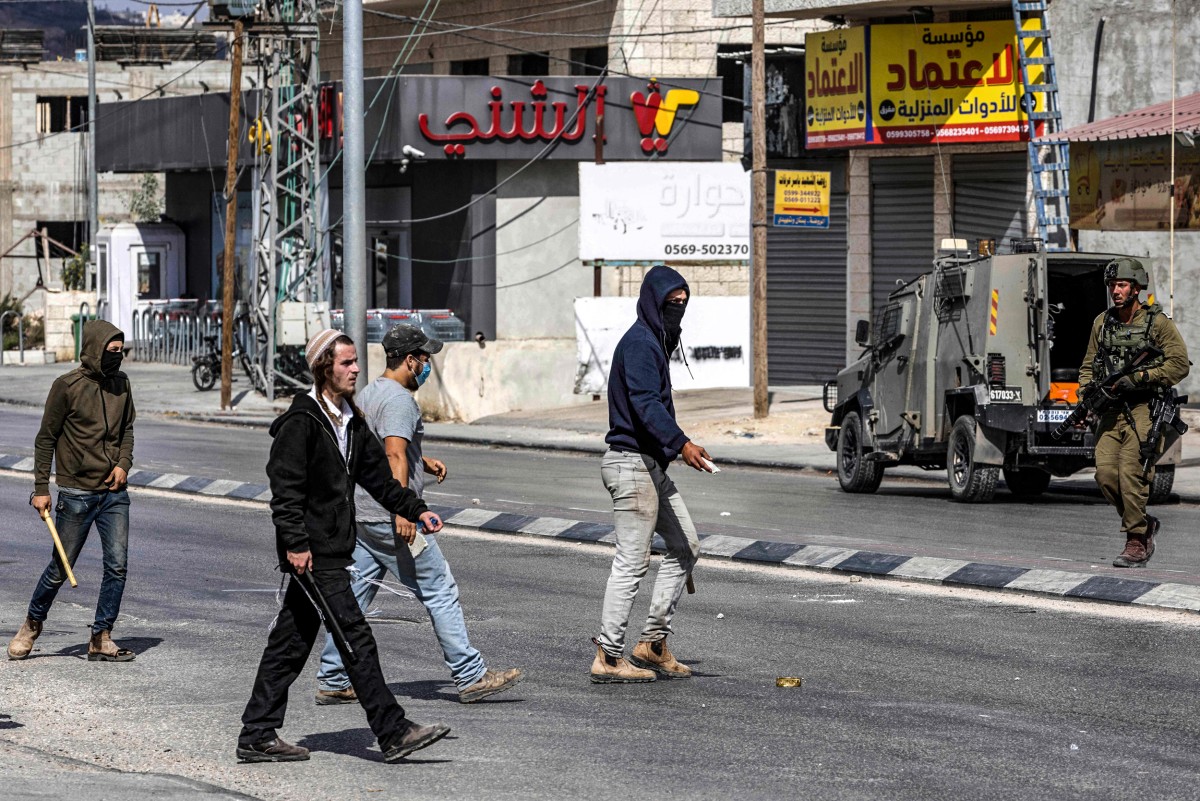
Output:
(605, 265), (690, 468)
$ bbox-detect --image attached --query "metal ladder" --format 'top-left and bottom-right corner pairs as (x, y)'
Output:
(1012, 0), (1071, 251)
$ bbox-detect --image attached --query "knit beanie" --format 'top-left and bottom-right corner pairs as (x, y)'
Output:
(305, 328), (344, 370)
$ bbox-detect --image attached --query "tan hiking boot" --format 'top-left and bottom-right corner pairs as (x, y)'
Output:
(87, 630), (135, 662)
(7, 617), (42, 661)
(315, 687), (359, 705)
(590, 643), (655, 684)
(459, 668), (524, 704)
(630, 637), (692, 678)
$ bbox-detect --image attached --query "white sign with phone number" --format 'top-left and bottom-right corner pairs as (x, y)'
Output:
(579, 162), (751, 262)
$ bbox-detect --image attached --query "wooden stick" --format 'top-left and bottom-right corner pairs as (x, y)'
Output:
(40, 509), (77, 588)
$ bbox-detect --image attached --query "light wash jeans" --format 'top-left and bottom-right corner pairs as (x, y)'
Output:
(598, 449), (699, 658)
(317, 522), (487, 692)
(28, 487), (130, 634)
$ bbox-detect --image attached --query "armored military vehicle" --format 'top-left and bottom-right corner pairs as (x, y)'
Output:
(823, 240), (1181, 503)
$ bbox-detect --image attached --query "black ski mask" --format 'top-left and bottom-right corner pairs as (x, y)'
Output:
(662, 300), (687, 355)
(101, 348), (124, 376)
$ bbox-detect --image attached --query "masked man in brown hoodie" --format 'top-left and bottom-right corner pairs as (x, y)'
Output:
(8, 320), (137, 662)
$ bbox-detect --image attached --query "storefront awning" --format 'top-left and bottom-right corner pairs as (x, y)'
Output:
(1051, 92), (1200, 143)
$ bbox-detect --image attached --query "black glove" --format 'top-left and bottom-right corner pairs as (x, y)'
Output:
(1112, 375), (1137, 395)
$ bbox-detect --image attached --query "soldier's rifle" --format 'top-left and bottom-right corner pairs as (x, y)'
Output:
(1050, 344), (1164, 441)
(1140, 388), (1189, 475)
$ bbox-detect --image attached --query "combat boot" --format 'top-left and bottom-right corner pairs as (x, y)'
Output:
(630, 637), (692, 679)
(7, 617), (42, 660)
(87, 630), (135, 662)
(1112, 536), (1149, 569)
(1145, 515), (1161, 562)
(590, 640), (655, 684)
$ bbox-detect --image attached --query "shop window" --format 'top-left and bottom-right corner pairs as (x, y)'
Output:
(569, 46), (607, 76)
(36, 96), (88, 134)
(451, 58), (490, 76)
(508, 52), (549, 76)
(716, 45), (748, 124)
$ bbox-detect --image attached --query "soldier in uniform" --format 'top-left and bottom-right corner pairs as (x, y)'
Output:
(1077, 257), (1189, 568)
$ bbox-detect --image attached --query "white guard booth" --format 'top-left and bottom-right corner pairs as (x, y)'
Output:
(98, 222), (186, 336)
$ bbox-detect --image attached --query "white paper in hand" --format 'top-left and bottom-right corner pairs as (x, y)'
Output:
(701, 458), (721, 473)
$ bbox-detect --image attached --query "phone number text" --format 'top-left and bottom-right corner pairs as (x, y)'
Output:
(663, 243), (750, 256)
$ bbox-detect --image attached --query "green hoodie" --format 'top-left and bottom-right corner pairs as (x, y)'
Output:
(33, 320), (136, 495)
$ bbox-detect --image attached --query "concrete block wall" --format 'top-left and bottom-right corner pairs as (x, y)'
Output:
(0, 61), (240, 301)
(616, 262), (749, 298)
(43, 289), (97, 362)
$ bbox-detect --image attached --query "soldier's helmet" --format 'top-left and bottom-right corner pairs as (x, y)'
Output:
(1103, 257), (1149, 288)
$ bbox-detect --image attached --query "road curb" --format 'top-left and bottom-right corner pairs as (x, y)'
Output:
(3, 453), (1197, 615)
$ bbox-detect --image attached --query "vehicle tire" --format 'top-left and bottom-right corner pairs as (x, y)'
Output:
(1002, 467), (1052, 497)
(837, 411), (883, 494)
(1149, 464), (1175, 505)
(192, 362), (216, 392)
(947, 415), (999, 503)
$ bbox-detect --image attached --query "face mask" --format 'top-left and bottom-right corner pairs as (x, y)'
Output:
(662, 301), (687, 331)
(414, 359), (432, 387)
(101, 350), (123, 376)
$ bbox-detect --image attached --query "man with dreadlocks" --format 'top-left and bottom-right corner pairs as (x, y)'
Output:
(237, 329), (450, 764)
(590, 264), (714, 684)
(1078, 258), (1189, 568)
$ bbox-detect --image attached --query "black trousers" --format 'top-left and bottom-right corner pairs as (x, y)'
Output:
(239, 567), (408, 748)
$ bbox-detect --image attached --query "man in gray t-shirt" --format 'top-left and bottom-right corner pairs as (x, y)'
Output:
(315, 324), (523, 705)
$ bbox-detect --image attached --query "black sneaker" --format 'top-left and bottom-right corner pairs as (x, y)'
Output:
(382, 721), (451, 763)
(236, 737), (310, 763)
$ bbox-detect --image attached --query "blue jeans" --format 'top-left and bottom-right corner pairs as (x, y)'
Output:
(317, 522), (487, 692)
(28, 488), (130, 634)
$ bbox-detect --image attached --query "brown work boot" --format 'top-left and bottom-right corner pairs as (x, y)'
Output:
(315, 687), (358, 705)
(382, 721), (451, 763)
(1112, 536), (1149, 569)
(87, 630), (135, 662)
(630, 637), (693, 679)
(236, 737), (310, 763)
(589, 641), (655, 684)
(459, 668), (524, 704)
(7, 617), (42, 661)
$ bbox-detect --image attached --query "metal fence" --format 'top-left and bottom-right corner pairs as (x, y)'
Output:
(128, 303), (252, 366)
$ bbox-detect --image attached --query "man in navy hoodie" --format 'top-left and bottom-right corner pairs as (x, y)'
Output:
(591, 265), (714, 684)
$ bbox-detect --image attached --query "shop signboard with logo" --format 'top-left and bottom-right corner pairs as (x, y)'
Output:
(805, 21), (1042, 148)
(380, 76), (720, 162)
(578, 162), (751, 262)
(804, 27), (869, 149)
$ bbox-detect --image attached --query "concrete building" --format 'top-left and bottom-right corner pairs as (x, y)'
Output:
(0, 45), (236, 301)
(714, 0), (1200, 396)
(96, 2), (826, 419)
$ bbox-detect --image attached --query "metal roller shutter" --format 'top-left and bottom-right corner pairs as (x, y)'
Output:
(952, 152), (1029, 252)
(870, 157), (935, 316)
(766, 162), (848, 386)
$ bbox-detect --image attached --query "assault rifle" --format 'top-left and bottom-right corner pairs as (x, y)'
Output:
(1051, 344), (1164, 440)
(1141, 388), (1189, 475)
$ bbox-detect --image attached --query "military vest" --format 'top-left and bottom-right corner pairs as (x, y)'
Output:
(1094, 302), (1163, 377)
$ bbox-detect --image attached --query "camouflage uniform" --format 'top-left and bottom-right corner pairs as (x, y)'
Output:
(1078, 300), (1189, 563)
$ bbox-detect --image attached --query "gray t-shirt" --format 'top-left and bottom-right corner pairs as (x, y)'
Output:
(354, 376), (424, 523)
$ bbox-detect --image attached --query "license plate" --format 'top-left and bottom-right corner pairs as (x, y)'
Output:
(1037, 409), (1072, 423)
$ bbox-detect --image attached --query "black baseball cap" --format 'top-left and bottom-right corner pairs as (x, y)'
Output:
(382, 323), (444, 357)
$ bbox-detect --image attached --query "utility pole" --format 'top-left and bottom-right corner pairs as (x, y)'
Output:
(343, 0), (367, 379)
(751, 0), (768, 419)
(220, 21), (245, 410)
(86, 0), (99, 298)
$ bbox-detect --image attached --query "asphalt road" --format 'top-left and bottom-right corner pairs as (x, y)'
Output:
(1, 476), (1198, 801)
(2, 405), (1198, 579)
